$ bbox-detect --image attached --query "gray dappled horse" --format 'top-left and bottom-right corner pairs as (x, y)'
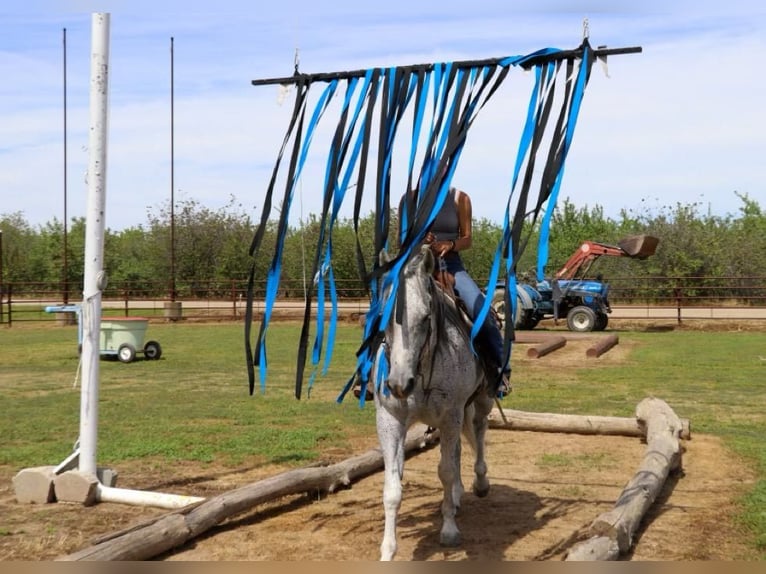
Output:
(373, 245), (495, 561)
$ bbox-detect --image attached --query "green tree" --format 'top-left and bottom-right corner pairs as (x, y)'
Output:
(145, 196), (256, 297)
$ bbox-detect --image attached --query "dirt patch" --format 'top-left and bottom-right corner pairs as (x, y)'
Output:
(0, 428), (756, 561)
(161, 432), (755, 561)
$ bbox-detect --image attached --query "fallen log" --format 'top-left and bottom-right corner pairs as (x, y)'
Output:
(488, 407), (690, 440)
(565, 397), (686, 561)
(57, 425), (439, 561)
(586, 333), (619, 358)
(514, 332), (566, 344)
(527, 336), (566, 359)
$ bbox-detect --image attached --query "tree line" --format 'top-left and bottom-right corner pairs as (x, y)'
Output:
(1, 192), (765, 302)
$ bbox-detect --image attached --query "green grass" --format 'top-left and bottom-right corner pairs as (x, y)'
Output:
(1, 321), (765, 557)
(0, 321), (376, 469)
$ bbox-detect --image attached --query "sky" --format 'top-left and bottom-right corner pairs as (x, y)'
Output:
(1, 0), (765, 232)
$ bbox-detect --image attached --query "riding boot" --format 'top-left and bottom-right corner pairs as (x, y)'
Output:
(496, 367), (512, 399)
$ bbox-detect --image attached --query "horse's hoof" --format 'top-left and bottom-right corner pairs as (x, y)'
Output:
(440, 530), (461, 547)
(473, 483), (490, 498)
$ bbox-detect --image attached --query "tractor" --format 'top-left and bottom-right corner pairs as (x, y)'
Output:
(491, 235), (659, 332)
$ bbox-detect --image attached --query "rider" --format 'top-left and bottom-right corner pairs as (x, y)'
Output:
(354, 180), (511, 400)
(415, 185), (511, 399)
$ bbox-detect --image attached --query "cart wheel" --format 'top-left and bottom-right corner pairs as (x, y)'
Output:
(117, 343), (136, 363)
(144, 340), (162, 360)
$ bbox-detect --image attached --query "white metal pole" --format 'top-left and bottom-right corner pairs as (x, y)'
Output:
(79, 12), (111, 477)
(97, 484), (205, 510)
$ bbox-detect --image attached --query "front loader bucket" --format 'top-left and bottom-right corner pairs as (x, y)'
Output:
(618, 235), (659, 259)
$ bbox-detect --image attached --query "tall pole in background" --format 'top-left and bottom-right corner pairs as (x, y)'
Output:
(0, 230), (4, 323)
(170, 36), (176, 302)
(63, 27), (69, 305)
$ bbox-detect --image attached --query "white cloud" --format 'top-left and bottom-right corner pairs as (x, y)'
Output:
(1, 1), (764, 231)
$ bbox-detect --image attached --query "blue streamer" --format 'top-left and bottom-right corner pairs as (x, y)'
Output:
(537, 50), (590, 280)
(248, 43), (597, 402)
(258, 80), (339, 390)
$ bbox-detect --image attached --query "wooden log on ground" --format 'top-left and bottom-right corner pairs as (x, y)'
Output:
(565, 397), (686, 561)
(488, 407), (690, 440)
(565, 535), (620, 561)
(514, 332), (566, 344)
(526, 336), (566, 358)
(586, 333), (619, 358)
(57, 425), (439, 561)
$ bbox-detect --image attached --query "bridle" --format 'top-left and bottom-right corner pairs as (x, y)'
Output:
(388, 270), (442, 398)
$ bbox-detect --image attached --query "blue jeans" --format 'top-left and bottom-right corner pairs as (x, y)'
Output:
(442, 255), (508, 372)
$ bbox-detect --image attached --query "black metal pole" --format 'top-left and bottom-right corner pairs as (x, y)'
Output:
(63, 27), (69, 304)
(251, 44), (642, 86)
(170, 36), (176, 302)
(0, 230), (4, 322)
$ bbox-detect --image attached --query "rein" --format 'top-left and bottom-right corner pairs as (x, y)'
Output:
(416, 277), (440, 396)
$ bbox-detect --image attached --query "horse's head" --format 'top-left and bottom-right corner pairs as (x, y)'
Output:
(384, 245), (436, 399)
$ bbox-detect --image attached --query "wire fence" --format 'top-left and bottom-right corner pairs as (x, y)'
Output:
(1, 276), (765, 327)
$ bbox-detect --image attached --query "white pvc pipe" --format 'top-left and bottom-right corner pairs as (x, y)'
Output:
(97, 485), (205, 510)
(79, 13), (111, 477)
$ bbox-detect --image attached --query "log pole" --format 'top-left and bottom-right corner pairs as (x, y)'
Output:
(526, 336), (566, 358)
(57, 425), (439, 561)
(565, 397), (686, 561)
(586, 333), (619, 358)
(488, 407), (690, 440)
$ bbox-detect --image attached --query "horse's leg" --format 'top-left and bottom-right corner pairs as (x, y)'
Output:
(465, 396), (493, 498)
(438, 412), (464, 547)
(452, 437), (465, 509)
(376, 407), (407, 561)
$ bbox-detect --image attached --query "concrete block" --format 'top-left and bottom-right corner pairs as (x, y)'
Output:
(97, 467), (118, 487)
(54, 470), (99, 506)
(12, 466), (57, 504)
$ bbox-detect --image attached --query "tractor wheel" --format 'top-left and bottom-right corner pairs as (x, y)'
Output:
(117, 343), (136, 363)
(520, 315), (540, 330)
(491, 289), (536, 330)
(490, 289), (506, 329)
(566, 306), (597, 333)
(594, 312), (609, 331)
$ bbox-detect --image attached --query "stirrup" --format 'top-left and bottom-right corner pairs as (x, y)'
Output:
(496, 371), (511, 399)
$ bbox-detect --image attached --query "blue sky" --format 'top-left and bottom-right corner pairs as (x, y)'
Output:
(2, 0), (764, 231)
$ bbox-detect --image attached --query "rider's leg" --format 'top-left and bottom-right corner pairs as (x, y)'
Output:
(451, 269), (511, 396)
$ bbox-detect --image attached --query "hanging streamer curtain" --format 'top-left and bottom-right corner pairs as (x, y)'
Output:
(246, 40), (597, 401)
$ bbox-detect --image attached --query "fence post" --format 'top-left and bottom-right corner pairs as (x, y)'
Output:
(231, 280), (237, 318)
(674, 281), (682, 324)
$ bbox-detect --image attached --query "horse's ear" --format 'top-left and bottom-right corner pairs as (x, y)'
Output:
(420, 244), (435, 274)
(379, 249), (392, 266)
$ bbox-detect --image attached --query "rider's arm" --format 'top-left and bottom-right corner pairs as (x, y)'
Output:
(454, 189), (473, 253)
